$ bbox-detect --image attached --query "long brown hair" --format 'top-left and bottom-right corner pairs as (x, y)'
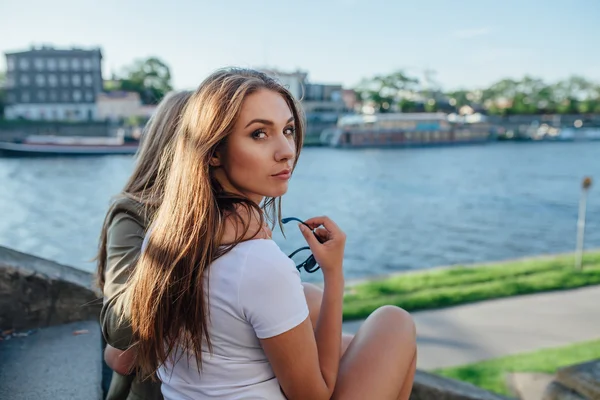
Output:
(127, 68), (305, 377)
(96, 90), (192, 290)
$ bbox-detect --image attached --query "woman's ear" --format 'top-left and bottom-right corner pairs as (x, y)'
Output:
(209, 151), (222, 167)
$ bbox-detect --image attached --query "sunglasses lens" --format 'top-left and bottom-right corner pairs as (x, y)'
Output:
(289, 248), (309, 265)
(305, 256), (320, 273)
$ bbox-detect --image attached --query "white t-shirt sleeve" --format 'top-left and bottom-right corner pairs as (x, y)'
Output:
(239, 240), (309, 339)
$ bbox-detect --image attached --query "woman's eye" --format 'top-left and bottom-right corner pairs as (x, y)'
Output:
(252, 130), (267, 139)
(284, 126), (296, 136)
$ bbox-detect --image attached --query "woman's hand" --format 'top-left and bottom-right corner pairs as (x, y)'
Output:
(298, 216), (346, 276)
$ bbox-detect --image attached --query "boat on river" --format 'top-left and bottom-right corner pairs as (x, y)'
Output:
(321, 112), (493, 148)
(0, 134), (139, 156)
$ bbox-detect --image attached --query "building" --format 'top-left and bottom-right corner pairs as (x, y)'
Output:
(342, 89), (360, 112)
(3, 46), (103, 121)
(260, 69), (307, 101)
(96, 91), (143, 122)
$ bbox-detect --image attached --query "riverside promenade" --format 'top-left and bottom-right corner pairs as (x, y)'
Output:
(343, 285), (600, 370)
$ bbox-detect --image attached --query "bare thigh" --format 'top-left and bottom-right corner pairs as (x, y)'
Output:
(332, 305), (417, 400)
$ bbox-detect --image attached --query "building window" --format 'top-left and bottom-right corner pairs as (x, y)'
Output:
(71, 58), (81, 70)
(47, 58), (57, 70)
(84, 74), (93, 86)
(61, 75), (69, 85)
(38, 90), (46, 102)
(34, 58), (45, 70)
(36, 74), (46, 86)
(62, 91), (70, 102)
(20, 75), (30, 85)
(7, 93), (16, 103)
(21, 91), (30, 102)
(59, 58), (69, 70)
(83, 58), (92, 70)
(85, 91), (94, 102)
(48, 74), (57, 86)
(7, 57), (15, 71)
(49, 91), (58, 102)
(19, 58), (29, 70)
(73, 90), (82, 102)
(72, 75), (81, 86)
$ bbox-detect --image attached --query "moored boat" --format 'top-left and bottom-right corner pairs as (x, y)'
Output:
(0, 135), (139, 156)
(321, 112), (492, 148)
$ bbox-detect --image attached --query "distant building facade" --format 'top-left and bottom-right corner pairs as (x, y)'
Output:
(96, 91), (142, 122)
(260, 69), (307, 101)
(3, 46), (103, 121)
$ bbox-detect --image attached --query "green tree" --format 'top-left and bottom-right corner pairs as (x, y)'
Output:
(398, 98), (419, 112)
(446, 90), (471, 110)
(116, 57), (173, 105)
(356, 70), (420, 112)
(355, 70), (600, 116)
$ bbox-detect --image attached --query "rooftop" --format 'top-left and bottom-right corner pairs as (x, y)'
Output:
(5, 45), (102, 57)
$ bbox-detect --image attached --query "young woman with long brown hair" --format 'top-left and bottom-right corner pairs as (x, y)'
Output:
(123, 68), (417, 400)
(97, 90), (192, 400)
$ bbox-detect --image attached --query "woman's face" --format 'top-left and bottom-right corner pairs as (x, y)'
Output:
(212, 89), (297, 205)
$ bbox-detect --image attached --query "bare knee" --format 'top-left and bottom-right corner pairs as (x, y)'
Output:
(369, 305), (416, 342)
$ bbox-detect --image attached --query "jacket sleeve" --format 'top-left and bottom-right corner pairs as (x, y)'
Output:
(100, 212), (145, 350)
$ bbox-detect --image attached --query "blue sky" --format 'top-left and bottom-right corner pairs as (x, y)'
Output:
(1, 0), (598, 91)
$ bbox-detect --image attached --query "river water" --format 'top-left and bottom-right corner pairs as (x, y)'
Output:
(1, 141), (598, 282)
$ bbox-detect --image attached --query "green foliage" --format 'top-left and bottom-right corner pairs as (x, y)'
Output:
(355, 70), (600, 115)
(436, 339), (600, 395)
(108, 57), (173, 105)
(343, 251), (600, 320)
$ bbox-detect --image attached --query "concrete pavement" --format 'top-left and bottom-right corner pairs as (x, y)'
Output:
(0, 320), (103, 400)
(343, 285), (600, 370)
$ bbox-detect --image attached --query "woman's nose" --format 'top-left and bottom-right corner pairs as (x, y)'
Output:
(275, 135), (295, 162)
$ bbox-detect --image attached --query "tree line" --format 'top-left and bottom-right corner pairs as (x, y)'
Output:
(354, 70), (600, 115)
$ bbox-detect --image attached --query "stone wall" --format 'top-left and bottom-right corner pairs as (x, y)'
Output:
(543, 360), (600, 400)
(0, 245), (101, 330)
(410, 370), (515, 400)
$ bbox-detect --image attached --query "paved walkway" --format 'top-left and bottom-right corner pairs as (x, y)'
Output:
(342, 286), (600, 370)
(0, 320), (103, 400)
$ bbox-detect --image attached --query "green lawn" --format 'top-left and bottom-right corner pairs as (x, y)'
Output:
(342, 251), (600, 320)
(434, 339), (600, 396)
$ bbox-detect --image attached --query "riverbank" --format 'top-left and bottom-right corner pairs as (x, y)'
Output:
(342, 250), (600, 320)
(435, 339), (600, 396)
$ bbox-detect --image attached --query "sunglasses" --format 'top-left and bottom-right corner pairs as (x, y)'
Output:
(281, 217), (323, 274)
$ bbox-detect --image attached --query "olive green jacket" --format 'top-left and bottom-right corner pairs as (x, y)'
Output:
(101, 198), (162, 400)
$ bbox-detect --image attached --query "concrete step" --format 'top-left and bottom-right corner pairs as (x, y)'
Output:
(0, 320), (103, 400)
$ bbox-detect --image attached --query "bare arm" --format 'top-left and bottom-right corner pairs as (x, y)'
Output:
(261, 273), (344, 399)
(261, 216), (346, 400)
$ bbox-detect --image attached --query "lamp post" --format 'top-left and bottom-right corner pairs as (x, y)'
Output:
(575, 177), (592, 270)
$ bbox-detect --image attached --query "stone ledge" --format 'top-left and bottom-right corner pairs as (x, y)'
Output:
(549, 359), (600, 400)
(0, 245), (101, 330)
(410, 370), (515, 400)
